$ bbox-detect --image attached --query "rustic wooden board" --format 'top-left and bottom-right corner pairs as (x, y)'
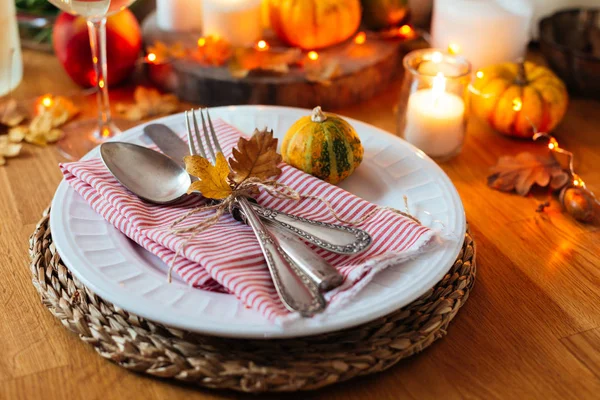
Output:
(142, 13), (423, 109)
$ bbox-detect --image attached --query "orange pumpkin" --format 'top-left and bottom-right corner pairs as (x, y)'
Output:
(269, 0), (361, 50)
(470, 61), (568, 139)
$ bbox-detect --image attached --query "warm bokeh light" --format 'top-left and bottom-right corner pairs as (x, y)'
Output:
(308, 51), (319, 61)
(256, 40), (269, 51)
(448, 43), (461, 55)
(399, 25), (412, 36)
(476, 71), (484, 79)
(101, 126), (111, 139)
(512, 98), (522, 111)
(354, 31), (366, 45)
(41, 96), (53, 108)
(547, 137), (559, 150)
(431, 52), (443, 63)
(98, 79), (105, 89)
(198, 37), (206, 47)
(147, 53), (157, 62)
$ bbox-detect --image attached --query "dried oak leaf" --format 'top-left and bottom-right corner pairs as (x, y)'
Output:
(488, 152), (569, 196)
(0, 99), (27, 127)
(229, 48), (302, 79)
(305, 59), (342, 86)
(184, 152), (232, 200)
(229, 128), (282, 184)
(116, 87), (179, 121)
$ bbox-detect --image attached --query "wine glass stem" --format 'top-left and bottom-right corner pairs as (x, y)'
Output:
(87, 18), (113, 140)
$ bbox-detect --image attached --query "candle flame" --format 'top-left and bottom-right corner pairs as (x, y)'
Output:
(432, 72), (447, 94)
(432, 72), (446, 108)
(147, 53), (157, 62)
(308, 51), (319, 61)
(256, 40), (269, 51)
(547, 137), (559, 150)
(198, 37), (206, 47)
(354, 31), (366, 45)
(448, 43), (461, 55)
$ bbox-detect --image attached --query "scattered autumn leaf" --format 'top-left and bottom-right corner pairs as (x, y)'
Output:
(0, 135), (22, 166)
(8, 126), (27, 143)
(147, 40), (187, 63)
(116, 87), (180, 121)
(229, 48), (302, 78)
(488, 152), (569, 196)
(192, 36), (233, 66)
(184, 152), (233, 200)
(305, 59), (342, 86)
(0, 99), (27, 127)
(229, 128), (282, 184)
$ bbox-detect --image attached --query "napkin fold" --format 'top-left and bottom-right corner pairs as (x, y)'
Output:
(60, 120), (436, 323)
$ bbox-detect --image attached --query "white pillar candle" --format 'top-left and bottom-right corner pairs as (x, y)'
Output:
(156, 0), (203, 32)
(431, 0), (533, 71)
(404, 73), (466, 158)
(202, 0), (262, 47)
(0, 0), (22, 96)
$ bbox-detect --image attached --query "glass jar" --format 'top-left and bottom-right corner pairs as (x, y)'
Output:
(397, 49), (471, 161)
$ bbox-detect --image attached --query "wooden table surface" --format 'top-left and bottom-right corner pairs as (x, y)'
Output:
(1, 49), (599, 400)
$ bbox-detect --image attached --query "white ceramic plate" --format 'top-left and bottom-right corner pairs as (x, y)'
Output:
(50, 105), (465, 339)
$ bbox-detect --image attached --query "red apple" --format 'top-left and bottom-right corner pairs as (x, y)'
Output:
(52, 9), (142, 88)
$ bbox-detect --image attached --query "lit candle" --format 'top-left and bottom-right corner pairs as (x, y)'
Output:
(431, 0), (533, 70)
(404, 73), (466, 158)
(156, 0), (203, 32)
(202, 0), (262, 47)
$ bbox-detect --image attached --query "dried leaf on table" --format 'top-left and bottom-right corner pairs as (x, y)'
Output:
(116, 87), (180, 121)
(192, 36), (233, 66)
(229, 128), (282, 184)
(305, 59), (342, 86)
(8, 126), (27, 143)
(43, 96), (80, 124)
(229, 48), (302, 79)
(0, 135), (22, 166)
(487, 152), (569, 196)
(184, 152), (233, 200)
(147, 40), (187, 63)
(0, 99), (27, 127)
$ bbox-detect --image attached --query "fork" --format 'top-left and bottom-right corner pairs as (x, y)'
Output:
(186, 108), (327, 317)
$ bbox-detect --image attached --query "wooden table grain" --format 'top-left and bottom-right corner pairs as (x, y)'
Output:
(1, 49), (599, 400)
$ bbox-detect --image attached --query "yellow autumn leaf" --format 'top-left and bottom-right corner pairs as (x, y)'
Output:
(184, 152), (232, 200)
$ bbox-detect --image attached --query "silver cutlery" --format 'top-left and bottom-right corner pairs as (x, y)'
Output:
(143, 123), (372, 256)
(184, 108), (326, 316)
(100, 141), (343, 292)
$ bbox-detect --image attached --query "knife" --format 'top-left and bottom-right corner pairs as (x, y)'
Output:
(144, 123), (350, 291)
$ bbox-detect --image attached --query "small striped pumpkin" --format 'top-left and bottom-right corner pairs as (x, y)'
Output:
(282, 107), (363, 184)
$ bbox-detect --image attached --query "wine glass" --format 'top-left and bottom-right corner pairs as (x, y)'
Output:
(47, 0), (137, 159)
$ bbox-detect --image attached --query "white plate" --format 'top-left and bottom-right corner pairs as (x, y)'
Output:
(50, 106), (465, 339)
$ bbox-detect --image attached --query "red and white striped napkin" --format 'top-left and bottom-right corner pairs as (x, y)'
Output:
(60, 120), (436, 323)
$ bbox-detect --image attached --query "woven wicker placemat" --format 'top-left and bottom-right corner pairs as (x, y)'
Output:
(28, 208), (476, 393)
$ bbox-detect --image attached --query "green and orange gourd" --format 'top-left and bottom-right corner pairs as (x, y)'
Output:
(282, 107), (363, 184)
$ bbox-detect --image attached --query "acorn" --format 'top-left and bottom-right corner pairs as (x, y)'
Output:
(559, 186), (600, 223)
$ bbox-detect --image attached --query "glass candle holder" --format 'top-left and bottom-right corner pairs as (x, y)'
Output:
(397, 49), (472, 161)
